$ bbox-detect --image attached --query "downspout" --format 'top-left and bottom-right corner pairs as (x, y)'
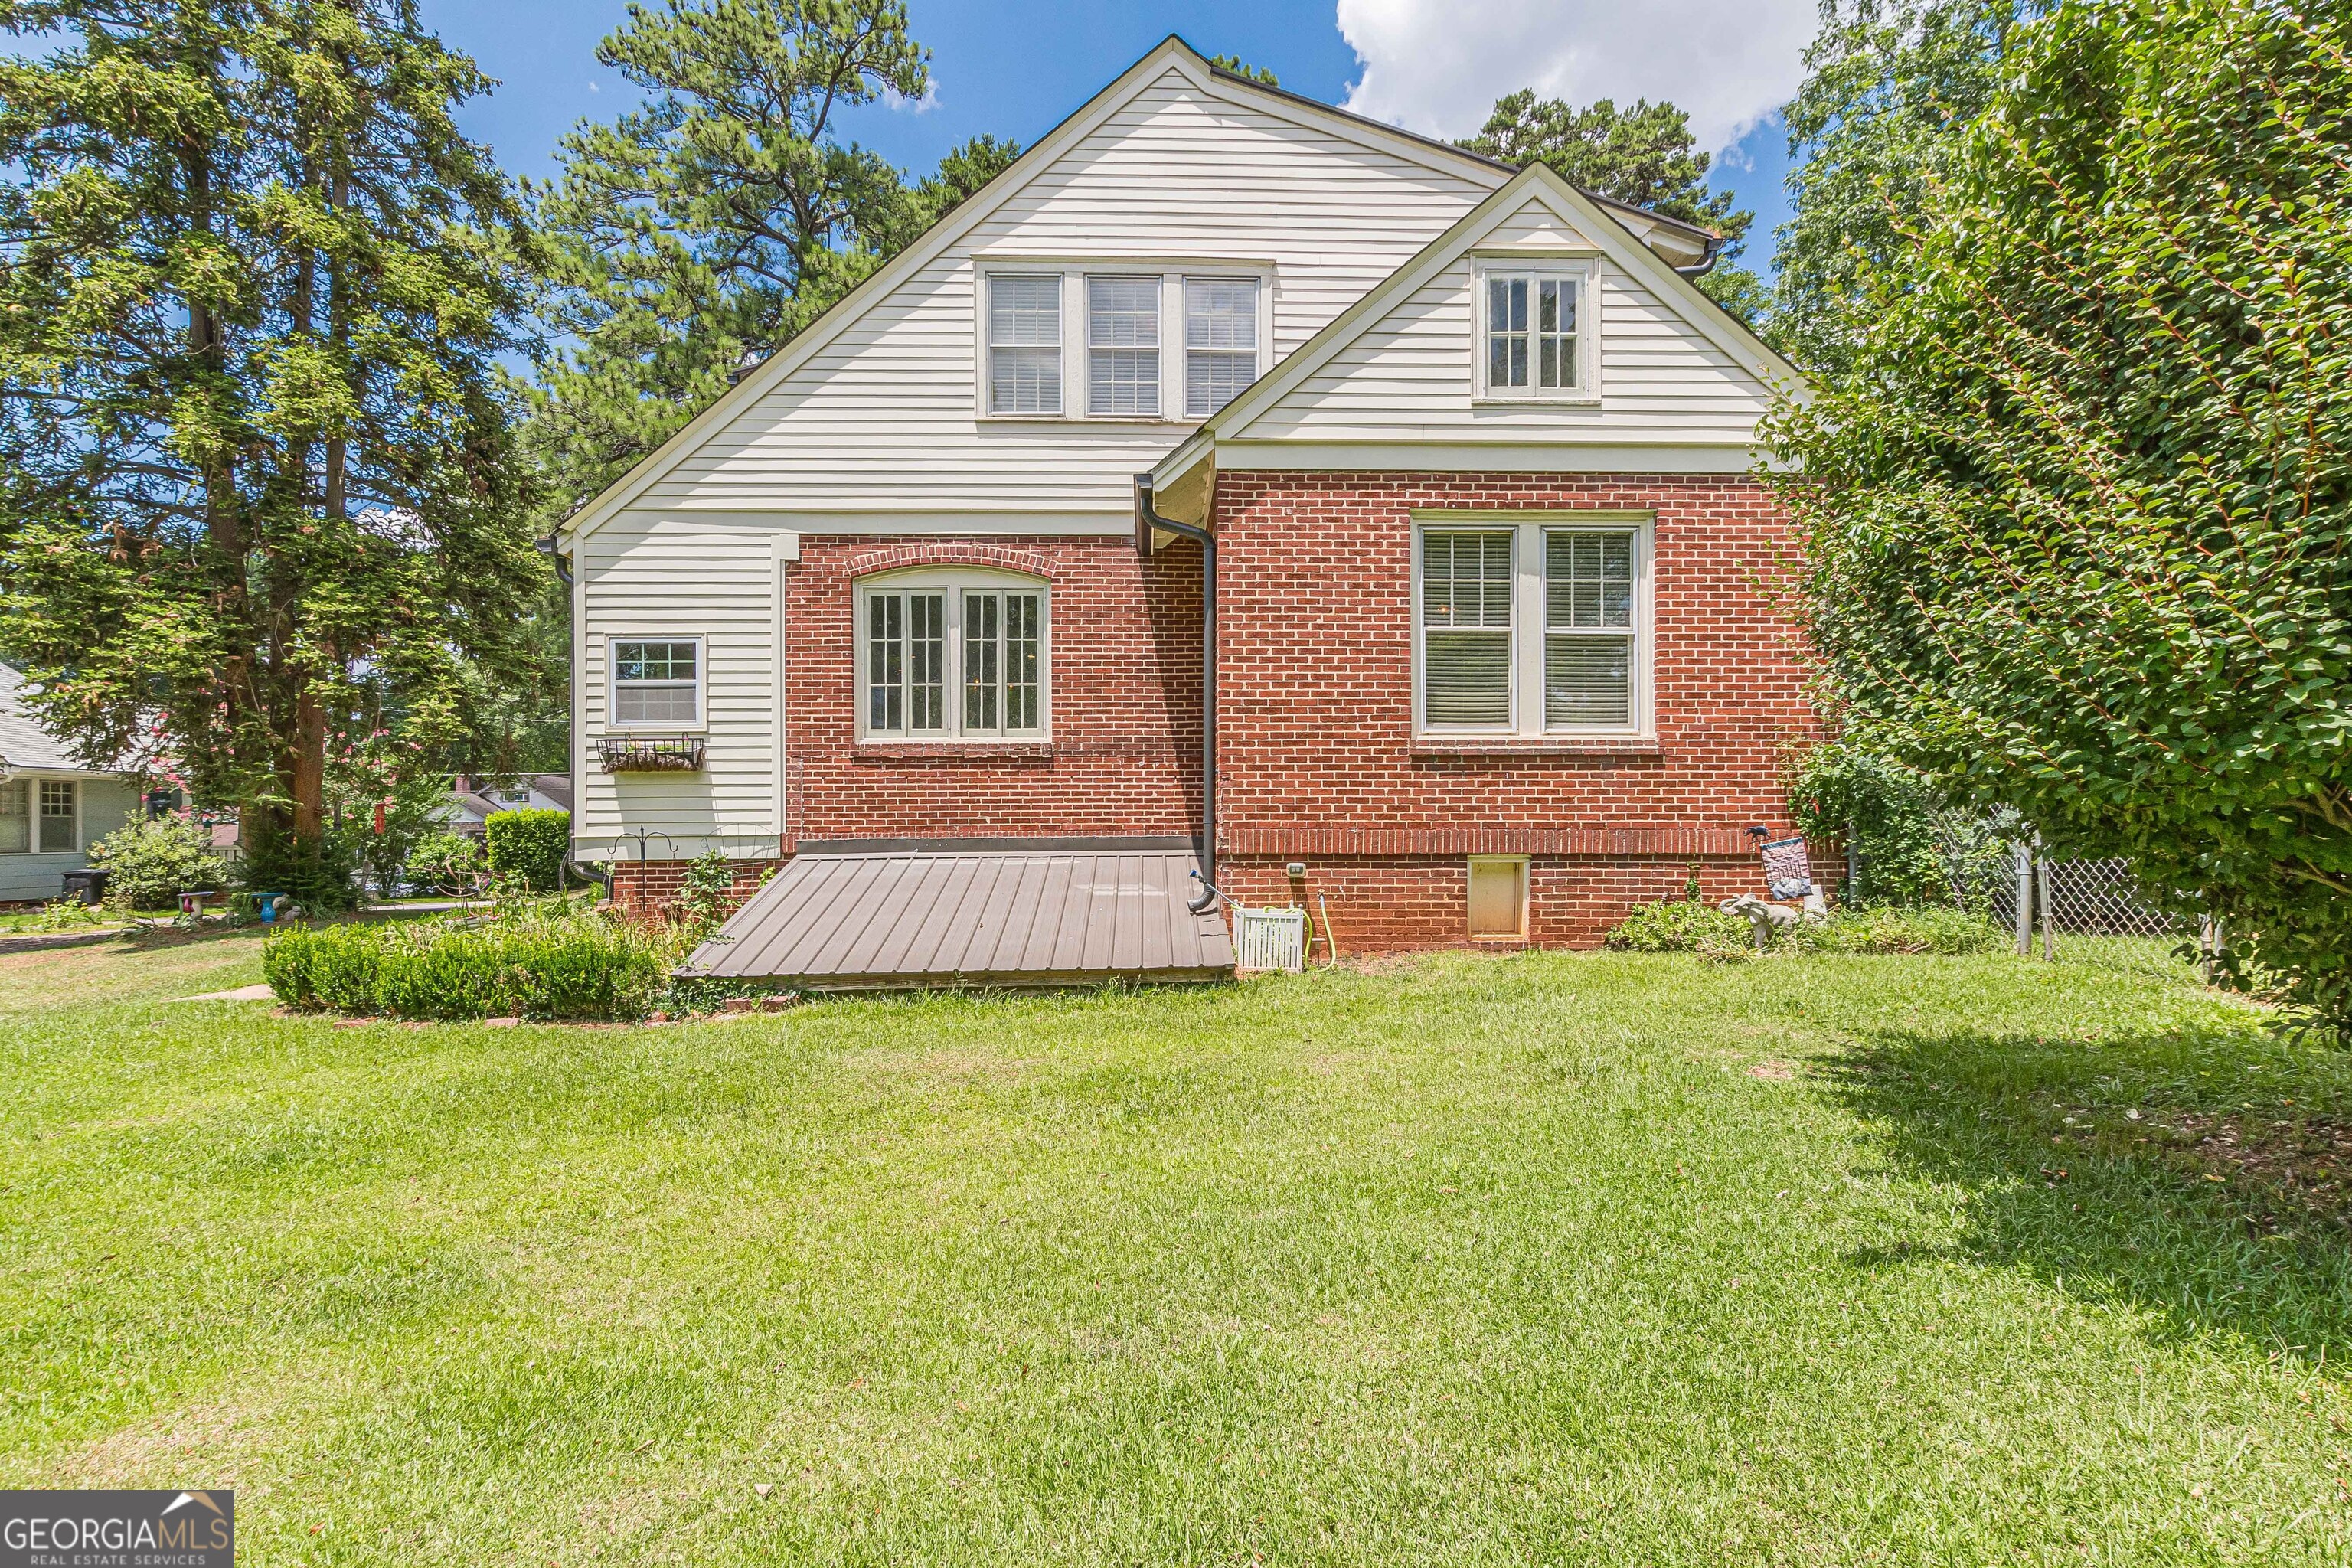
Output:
(1135, 475), (1218, 915)
(1673, 234), (1726, 280)
(534, 532), (573, 586)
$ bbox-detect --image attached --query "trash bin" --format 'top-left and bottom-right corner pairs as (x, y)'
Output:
(60, 868), (109, 906)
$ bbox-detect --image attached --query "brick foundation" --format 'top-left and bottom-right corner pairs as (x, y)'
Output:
(610, 858), (786, 921)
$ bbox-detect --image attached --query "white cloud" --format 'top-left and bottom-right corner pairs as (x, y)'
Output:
(1336, 0), (1816, 155)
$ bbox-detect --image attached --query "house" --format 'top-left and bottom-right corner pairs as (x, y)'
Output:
(0, 664), (145, 903)
(553, 38), (1816, 985)
(443, 773), (575, 838)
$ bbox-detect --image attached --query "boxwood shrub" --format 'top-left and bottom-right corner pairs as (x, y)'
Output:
(484, 808), (570, 892)
(265, 907), (670, 1021)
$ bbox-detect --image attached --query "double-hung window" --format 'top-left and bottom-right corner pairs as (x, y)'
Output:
(1477, 263), (1589, 399)
(1184, 278), (1259, 416)
(1415, 517), (1649, 737)
(0, 779), (28, 854)
(38, 779), (75, 854)
(988, 274), (1063, 414)
(862, 573), (1048, 740)
(1087, 276), (1160, 416)
(611, 639), (702, 728)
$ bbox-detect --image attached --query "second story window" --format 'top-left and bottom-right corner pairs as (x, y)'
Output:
(1185, 278), (1259, 416)
(1086, 276), (1160, 416)
(988, 274), (1062, 414)
(1482, 270), (1583, 396)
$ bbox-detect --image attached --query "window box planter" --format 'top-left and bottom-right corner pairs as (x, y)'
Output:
(597, 736), (706, 773)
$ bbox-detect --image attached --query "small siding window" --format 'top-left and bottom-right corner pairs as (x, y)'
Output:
(1184, 278), (1259, 416)
(1419, 531), (1514, 726)
(1415, 518), (1650, 737)
(1481, 270), (1583, 397)
(1087, 276), (1160, 416)
(862, 574), (1048, 740)
(38, 779), (76, 854)
(612, 639), (701, 727)
(988, 274), (1062, 414)
(0, 779), (28, 854)
(1467, 857), (1528, 939)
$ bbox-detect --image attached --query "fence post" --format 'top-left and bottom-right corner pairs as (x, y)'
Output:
(2038, 856), (2056, 961)
(2014, 841), (2034, 957)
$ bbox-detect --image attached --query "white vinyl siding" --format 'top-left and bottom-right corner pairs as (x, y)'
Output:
(988, 273), (1062, 414)
(1230, 194), (1772, 453)
(640, 67), (1500, 514)
(575, 514), (782, 859)
(0, 779), (27, 854)
(611, 639), (702, 727)
(1184, 277), (1259, 416)
(859, 573), (1049, 741)
(1086, 276), (1161, 415)
(1413, 517), (1651, 737)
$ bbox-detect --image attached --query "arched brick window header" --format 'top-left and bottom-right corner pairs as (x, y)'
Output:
(843, 543), (1060, 582)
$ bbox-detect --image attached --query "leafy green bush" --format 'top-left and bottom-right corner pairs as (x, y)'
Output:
(1605, 900), (1754, 954)
(1783, 741), (1949, 907)
(1789, 907), (2005, 956)
(407, 831), (484, 895)
(670, 848), (750, 936)
(485, 808), (568, 892)
(263, 906), (671, 1021)
(85, 815), (227, 913)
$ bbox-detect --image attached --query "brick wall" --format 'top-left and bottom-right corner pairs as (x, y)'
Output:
(1209, 470), (1820, 949)
(609, 858), (785, 920)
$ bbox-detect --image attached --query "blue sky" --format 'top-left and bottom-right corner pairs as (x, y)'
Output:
(420, 0), (1805, 274)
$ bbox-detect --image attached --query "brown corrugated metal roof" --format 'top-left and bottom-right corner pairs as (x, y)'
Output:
(681, 838), (1233, 987)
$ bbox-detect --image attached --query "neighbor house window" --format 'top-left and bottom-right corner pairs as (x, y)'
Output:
(38, 779), (76, 854)
(1184, 278), (1259, 416)
(1415, 518), (1648, 735)
(1467, 856), (1528, 939)
(610, 639), (702, 728)
(1087, 276), (1160, 416)
(862, 573), (1047, 740)
(988, 273), (1062, 414)
(1479, 266), (1586, 397)
(0, 779), (28, 854)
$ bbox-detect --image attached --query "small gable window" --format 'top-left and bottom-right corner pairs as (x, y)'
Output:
(1087, 276), (1161, 416)
(1184, 277), (1259, 416)
(988, 274), (1063, 415)
(1475, 263), (1592, 401)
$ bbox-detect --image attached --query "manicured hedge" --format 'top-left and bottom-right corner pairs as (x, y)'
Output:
(484, 808), (569, 892)
(265, 908), (668, 1021)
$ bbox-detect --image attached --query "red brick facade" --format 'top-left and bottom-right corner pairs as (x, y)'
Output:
(611, 473), (1819, 950)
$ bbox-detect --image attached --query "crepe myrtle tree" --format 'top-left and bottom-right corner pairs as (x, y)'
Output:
(0, 0), (544, 905)
(1766, 0), (2352, 1027)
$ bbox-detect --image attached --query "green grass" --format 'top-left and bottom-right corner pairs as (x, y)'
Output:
(4, 936), (2350, 1564)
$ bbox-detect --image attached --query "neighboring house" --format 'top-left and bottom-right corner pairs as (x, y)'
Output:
(554, 38), (1816, 985)
(443, 773), (574, 838)
(0, 664), (144, 903)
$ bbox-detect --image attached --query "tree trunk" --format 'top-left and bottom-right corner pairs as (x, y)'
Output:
(291, 688), (327, 842)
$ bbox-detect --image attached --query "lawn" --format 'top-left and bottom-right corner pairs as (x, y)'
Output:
(3, 934), (2349, 1564)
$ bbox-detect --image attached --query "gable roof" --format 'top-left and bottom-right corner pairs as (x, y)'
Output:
(556, 36), (1722, 545)
(0, 664), (117, 776)
(1146, 161), (1808, 514)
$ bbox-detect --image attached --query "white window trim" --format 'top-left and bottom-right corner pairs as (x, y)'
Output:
(853, 567), (1054, 744)
(1410, 513), (1654, 740)
(974, 260), (1272, 423)
(606, 633), (707, 733)
(1469, 256), (1601, 407)
(1466, 854), (1530, 940)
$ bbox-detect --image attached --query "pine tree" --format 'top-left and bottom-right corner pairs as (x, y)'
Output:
(524, 0), (1021, 519)
(0, 0), (544, 903)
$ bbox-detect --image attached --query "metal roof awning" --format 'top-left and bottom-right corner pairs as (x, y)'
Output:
(681, 838), (1234, 989)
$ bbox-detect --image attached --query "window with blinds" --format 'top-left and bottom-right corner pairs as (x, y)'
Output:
(1415, 519), (1647, 737)
(1087, 276), (1160, 415)
(1419, 531), (1514, 727)
(988, 274), (1062, 414)
(1184, 278), (1258, 416)
(1544, 530), (1635, 726)
(862, 577), (1047, 740)
(611, 639), (701, 727)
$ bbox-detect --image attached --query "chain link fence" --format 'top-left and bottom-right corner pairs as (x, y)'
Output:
(1948, 836), (2205, 975)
